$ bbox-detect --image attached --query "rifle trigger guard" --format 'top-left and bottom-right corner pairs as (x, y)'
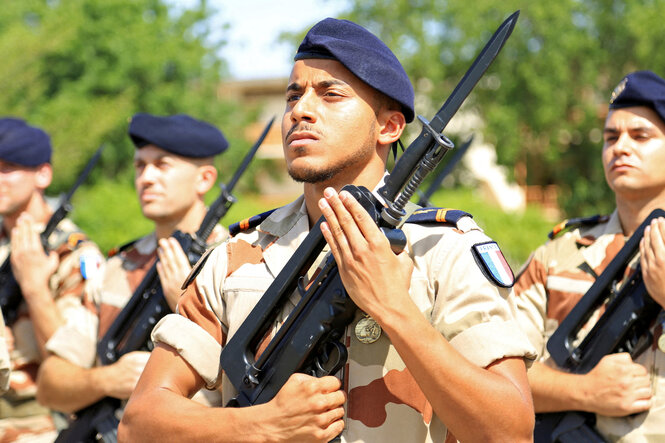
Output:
(314, 340), (348, 377)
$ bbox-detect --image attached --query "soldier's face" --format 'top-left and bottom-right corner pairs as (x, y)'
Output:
(281, 59), (382, 185)
(134, 145), (201, 223)
(0, 161), (47, 217)
(602, 106), (665, 200)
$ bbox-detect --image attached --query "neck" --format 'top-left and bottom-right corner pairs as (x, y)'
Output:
(2, 193), (52, 233)
(615, 192), (665, 237)
(303, 162), (386, 227)
(153, 200), (208, 240)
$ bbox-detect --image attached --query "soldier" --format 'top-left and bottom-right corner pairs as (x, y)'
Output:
(513, 70), (665, 441)
(120, 18), (536, 442)
(0, 117), (103, 441)
(0, 316), (8, 395)
(36, 114), (229, 419)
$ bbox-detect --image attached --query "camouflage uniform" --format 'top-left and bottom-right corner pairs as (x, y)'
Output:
(152, 195), (536, 442)
(0, 218), (102, 442)
(46, 226), (227, 407)
(513, 210), (665, 441)
(0, 315), (10, 395)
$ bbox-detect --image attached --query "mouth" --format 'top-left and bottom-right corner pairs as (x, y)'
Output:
(139, 191), (161, 203)
(286, 131), (319, 148)
(610, 162), (635, 172)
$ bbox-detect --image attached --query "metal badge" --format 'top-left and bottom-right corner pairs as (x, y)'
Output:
(355, 316), (382, 344)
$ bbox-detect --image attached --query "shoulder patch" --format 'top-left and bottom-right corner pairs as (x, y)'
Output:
(471, 241), (515, 288)
(66, 232), (88, 249)
(229, 209), (277, 237)
(107, 238), (139, 258)
(180, 246), (214, 290)
(548, 214), (610, 240)
(79, 252), (102, 280)
(404, 207), (472, 225)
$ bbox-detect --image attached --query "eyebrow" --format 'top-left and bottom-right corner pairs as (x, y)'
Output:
(604, 126), (654, 133)
(286, 79), (349, 93)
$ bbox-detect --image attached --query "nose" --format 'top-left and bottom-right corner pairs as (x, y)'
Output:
(136, 163), (159, 185)
(613, 132), (635, 156)
(290, 89), (318, 124)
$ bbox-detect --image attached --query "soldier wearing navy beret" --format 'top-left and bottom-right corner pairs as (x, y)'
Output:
(122, 18), (536, 442)
(0, 118), (103, 441)
(37, 113), (230, 422)
(513, 71), (665, 441)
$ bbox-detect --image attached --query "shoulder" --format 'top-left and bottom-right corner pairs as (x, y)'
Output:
(405, 207), (514, 288)
(228, 208), (278, 237)
(547, 214), (610, 240)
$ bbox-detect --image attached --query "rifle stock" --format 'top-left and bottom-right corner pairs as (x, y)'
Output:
(56, 118), (273, 442)
(0, 145), (104, 326)
(534, 208), (665, 442)
(220, 12), (520, 408)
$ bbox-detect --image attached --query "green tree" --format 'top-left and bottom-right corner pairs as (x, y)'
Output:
(329, 0), (665, 216)
(0, 0), (254, 194)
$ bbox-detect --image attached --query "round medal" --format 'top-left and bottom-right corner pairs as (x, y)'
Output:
(355, 316), (381, 344)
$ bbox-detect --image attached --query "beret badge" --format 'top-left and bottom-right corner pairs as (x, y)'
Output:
(610, 77), (628, 104)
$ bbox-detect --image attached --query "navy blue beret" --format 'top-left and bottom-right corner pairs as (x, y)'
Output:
(128, 113), (228, 158)
(295, 18), (415, 123)
(609, 70), (665, 124)
(0, 118), (52, 166)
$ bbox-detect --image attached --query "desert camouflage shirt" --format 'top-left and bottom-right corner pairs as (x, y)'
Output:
(0, 315), (9, 395)
(513, 210), (665, 441)
(152, 194), (536, 442)
(0, 218), (102, 441)
(46, 226), (227, 407)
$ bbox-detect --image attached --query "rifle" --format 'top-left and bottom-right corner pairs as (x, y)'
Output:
(534, 208), (665, 443)
(220, 11), (520, 408)
(0, 145), (105, 326)
(416, 135), (473, 207)
(55, 117), (274, 443)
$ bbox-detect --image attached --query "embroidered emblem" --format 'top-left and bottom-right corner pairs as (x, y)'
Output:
(610, 77), (628, 104)
(472, 241), (515, 288)
(79, 252), (102, 280)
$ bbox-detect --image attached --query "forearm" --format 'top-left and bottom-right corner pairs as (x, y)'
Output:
(528, 361), (589, 413)
(120, 384), (276, 443)
(22, 284), (63, 357)
(379, 302), (533, 442)
(36, 355), (109, 413)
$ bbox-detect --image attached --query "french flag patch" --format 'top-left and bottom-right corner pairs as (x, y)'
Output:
(471, 241), (515, 288)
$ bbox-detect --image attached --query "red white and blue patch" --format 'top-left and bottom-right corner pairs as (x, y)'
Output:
(471, 241), (515, 288)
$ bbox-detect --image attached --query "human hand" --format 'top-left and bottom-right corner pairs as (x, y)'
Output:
(258, 373), (345, 442)
(318, 187), (414, 323)
(641, 217), (665, 309)
(156, 237), (191, 311)
(582, 353), (652, 416)
(10, 213), (59, 299)
(103, 351), (151, 400)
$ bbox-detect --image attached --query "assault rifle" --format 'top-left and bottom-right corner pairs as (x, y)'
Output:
(416, 135), (473, 207)
(0, 145), (105, 326)
(54, 117), (274, 443)
(220, 11), (520, 408)
(534, 208), (665, 443)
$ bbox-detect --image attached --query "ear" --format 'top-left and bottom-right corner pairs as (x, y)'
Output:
(34, 163), (52, 191)
(377, 109), (406, 146)
(195, 164), (218, 196)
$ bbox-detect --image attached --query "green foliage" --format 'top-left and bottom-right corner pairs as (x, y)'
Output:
(330, 0), (665, 216)
(0, 0), (255, 194)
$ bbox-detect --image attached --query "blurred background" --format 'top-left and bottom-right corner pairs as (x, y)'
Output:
(2, 0), (664, 270)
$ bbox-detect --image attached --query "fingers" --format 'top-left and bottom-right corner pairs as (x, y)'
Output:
(318, 187), (387, 256)
(157, 238), (191, 277)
